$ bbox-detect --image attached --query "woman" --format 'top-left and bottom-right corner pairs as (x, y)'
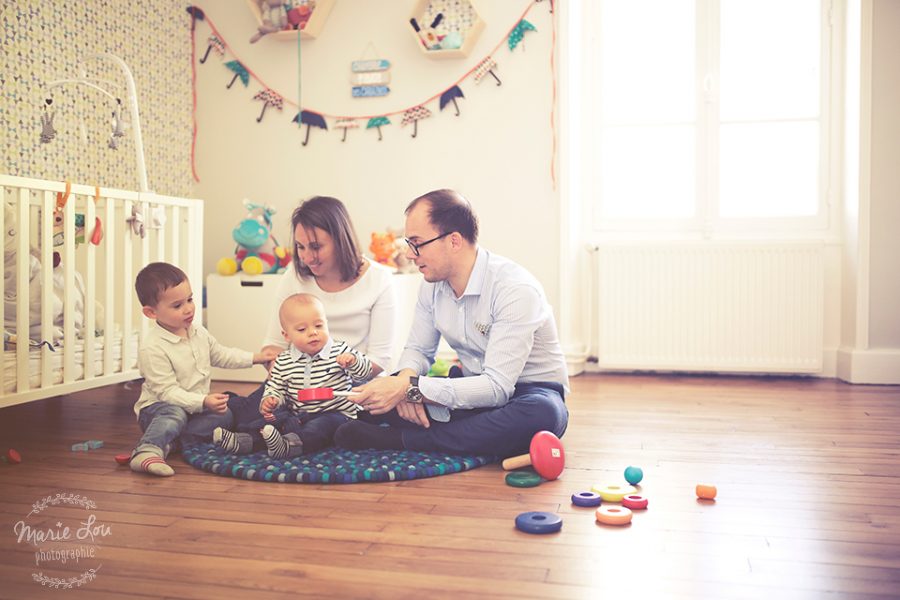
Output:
(228, 196), (396, 428)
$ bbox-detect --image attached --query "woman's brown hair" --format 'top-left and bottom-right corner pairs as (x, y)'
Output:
(291, 196), (364, 282)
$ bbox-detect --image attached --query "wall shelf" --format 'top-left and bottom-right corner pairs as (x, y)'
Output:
(246, 0), (335, 41)
(409, 0), (485, 59)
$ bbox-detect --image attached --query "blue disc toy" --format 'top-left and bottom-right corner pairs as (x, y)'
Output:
(571, 491), (602, 507)
(515, 511), (563, 534)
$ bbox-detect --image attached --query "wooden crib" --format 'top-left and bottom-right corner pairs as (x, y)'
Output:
(1, 175), (203, 408)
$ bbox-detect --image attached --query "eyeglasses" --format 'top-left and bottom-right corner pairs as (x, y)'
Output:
(404, 231), (451, 256)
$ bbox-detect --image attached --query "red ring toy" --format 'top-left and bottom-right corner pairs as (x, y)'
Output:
(622, 494), (648, 510)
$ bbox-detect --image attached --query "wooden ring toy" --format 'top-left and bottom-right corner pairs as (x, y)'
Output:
(115, 453), (131, 466)
(6, 449), (21, 464)
(591, 484), (637, 502)
(571, 491), (602, 507)
(501, 431), (565, 481)
(696, 484), (717, 500)
(622, 494), (648, 510)
(515, 511), (563, 534)
(595, 506), (633, 526)
(505, 471), (542, 488)
(297, 388), (356, 402)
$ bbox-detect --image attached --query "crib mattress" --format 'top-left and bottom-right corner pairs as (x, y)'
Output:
(2, 331), (139, 393)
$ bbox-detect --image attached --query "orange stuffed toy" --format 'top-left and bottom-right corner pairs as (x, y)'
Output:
(369, 231), (397, 268)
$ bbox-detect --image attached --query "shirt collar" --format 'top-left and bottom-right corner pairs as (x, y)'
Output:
(151, 320), (194, 343)
(440, 246), (487, 298)
(290, 336), (334, 361)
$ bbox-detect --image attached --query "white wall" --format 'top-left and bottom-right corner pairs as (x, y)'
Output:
(190, 0), (561, 310)
(838, 0), (900, 383)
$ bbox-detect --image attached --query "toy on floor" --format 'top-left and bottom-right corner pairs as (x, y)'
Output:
(622, 494), (648, 510)
(114, 453), (131, 465)
(71, 440), (104, 451)
(501, 431), (565, 481)
(1, 448), (22, 464)
(505, 470), (542, 488)
(696, 484), (717, 500)
(624, 465), (643, 485)
(596, 506), (633, 526)
(515, 511), (562, 534)
(571, 491), (602, 507)
(217, 200), (291, 276)
(591, 484), (637, 502)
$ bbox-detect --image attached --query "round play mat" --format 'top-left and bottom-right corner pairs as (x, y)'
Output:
(182, 443), (494, 483)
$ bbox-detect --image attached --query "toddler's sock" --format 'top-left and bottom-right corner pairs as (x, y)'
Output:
(213, 427), (253, 455)
(261, 424), (303, 459)
(130, 451), (174, 477)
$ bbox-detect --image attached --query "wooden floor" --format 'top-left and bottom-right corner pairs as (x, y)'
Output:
(1, 374), (900, 599)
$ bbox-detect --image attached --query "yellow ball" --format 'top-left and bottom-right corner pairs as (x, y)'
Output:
(216, 257), (237, 276)
(242, 256), (264, 275)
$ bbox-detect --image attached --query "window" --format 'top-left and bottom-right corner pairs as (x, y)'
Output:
(574, 0), (837, 234)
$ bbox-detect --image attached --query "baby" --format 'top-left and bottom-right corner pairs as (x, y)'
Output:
(214, 293), (373, 458)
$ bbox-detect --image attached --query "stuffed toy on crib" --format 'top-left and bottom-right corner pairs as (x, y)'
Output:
(216, 200), (291, 276)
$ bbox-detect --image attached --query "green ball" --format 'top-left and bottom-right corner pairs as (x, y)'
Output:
(624, 466), (643, 485)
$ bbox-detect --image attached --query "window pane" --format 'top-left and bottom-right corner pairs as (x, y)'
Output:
(719, 122), (820, 217)
(719, 0), (821, 121)
(599, 125), (695, 219)
(600, 0), (696, 124)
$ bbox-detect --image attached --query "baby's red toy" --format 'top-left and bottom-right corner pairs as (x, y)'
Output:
(500, 431), (565, 481)
(297, 388), (358, 403)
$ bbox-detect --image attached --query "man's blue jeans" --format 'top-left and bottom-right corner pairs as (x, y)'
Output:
(358, 382), (568, 458)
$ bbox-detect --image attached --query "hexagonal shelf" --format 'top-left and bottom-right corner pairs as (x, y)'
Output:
(246, 0), (335, 41)
(409, 0), (485, 59)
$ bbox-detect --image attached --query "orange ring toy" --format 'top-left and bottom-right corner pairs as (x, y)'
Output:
(596, 506), (633, 526)
(591, 484), (637, 502)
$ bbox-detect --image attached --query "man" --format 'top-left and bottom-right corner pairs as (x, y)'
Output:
(334, 189), (569, 458)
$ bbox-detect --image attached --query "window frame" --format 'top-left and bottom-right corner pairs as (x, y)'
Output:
(574, 0), (842, 240)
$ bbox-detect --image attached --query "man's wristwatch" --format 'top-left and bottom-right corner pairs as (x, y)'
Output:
(405, 376), (425, 404)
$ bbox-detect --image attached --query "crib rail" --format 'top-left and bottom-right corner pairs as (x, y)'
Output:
(1, 175), (204, 408)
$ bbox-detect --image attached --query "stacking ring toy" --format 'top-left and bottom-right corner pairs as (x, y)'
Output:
(515, 511), (563, 534)
(595, 506), (633, 526)
(591, 484), (637, 502)
(114, 453), (131, 466)
(571, 491), (602, 507)
(624, 466), (644, 485)
(297, 388), (357, 402)
(696, 484), (718, 500)
(622, 494), (648, 510)
(505, 471), (542, 488)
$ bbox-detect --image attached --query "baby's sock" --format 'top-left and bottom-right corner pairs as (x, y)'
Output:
(261, 424), (298, 459)
(130, 451), (174, 477)
(213, 427), (252, 455)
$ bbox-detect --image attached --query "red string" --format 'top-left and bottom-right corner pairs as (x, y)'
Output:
(198, 1), (537, 120)
(190, 15), (200, 182)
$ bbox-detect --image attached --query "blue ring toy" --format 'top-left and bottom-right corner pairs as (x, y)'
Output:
(515, 511), (563, 534)
(571, 491), (602, 507)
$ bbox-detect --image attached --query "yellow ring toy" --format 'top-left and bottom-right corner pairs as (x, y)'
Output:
(596, 505), (633, 526)
(591, 484), (637, 502)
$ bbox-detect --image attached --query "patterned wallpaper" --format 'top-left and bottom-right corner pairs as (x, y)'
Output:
(1, 0), (193, 197)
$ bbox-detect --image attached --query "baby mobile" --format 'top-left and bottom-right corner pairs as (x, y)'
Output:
(186, 1), (555, 179)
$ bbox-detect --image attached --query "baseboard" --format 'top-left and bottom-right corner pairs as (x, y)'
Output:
(836, 347), (900, 384)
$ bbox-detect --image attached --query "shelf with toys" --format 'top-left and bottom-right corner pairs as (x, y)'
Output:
(246, 0), (335, 42)
(408, 0), (485, 59)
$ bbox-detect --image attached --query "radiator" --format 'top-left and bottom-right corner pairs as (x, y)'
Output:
(595, 243), (824, 373)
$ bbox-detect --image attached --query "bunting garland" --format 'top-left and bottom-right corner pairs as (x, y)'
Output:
(187, 0), (557, 184)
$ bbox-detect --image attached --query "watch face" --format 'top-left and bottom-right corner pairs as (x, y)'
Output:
(406, 385), (424, 404)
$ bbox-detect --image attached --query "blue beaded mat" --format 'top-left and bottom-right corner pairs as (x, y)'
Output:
(182, 443), (494, 483)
